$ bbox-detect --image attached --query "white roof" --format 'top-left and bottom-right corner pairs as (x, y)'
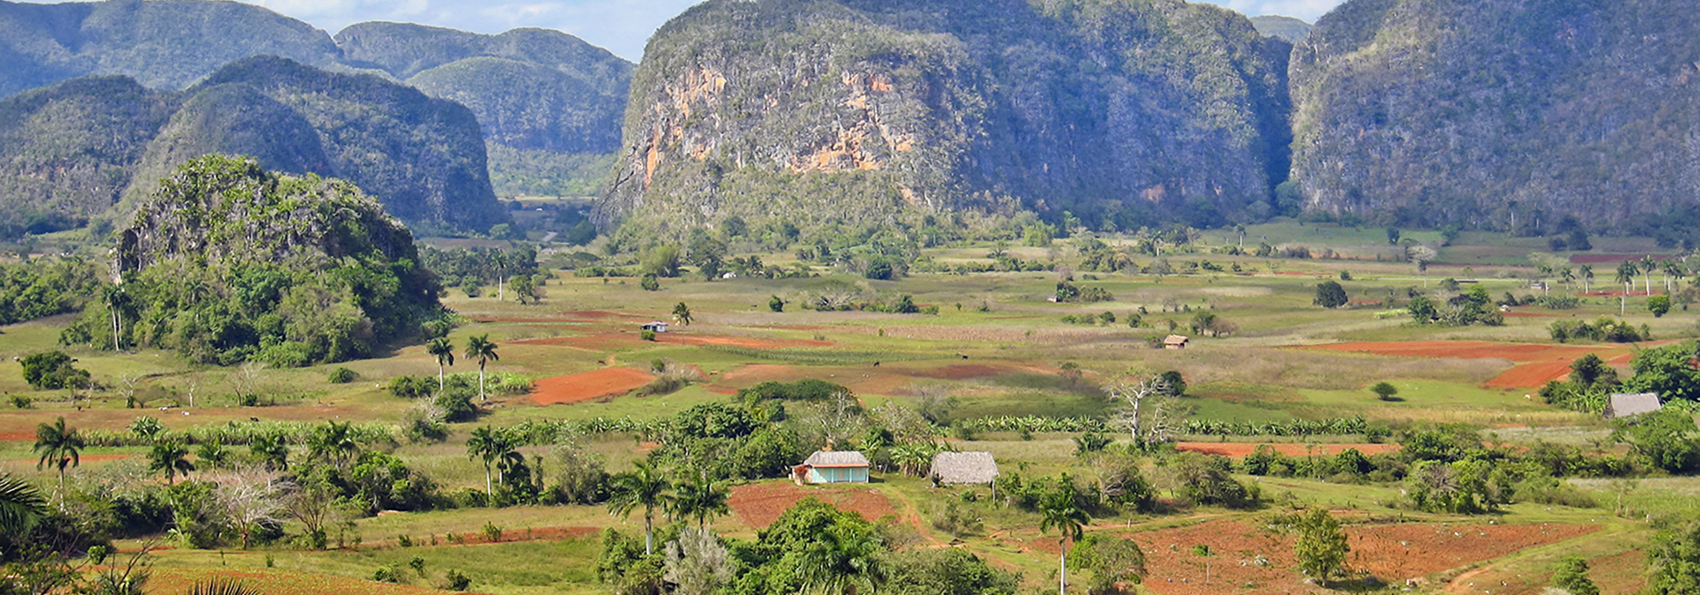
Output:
(803, 451), (869, 468)
(1606, 393), (1662, 419)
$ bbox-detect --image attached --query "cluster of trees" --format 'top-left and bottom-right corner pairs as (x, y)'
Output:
(1548, 318), (1651, 344)
(1054, 281), (1113, 303)
(1542, 344), (1700, 415)
(1407, 285), (1504, 327)
(0, 257), (103, 325)
(418, 246), (539, 300)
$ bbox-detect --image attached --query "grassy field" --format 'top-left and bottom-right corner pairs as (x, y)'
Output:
(2, 222), (1695, 595)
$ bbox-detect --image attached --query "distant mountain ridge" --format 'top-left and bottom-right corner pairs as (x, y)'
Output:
(1250, 15), (1312, 42)
(0, 56), (508, 236)
(0, 0), (633, 206)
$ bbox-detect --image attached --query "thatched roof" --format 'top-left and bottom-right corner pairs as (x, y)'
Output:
(803, 451), (869, 468)
(1164, 335), (1190, 346)
(930, 452), (999, 485)
(1605, 393), (1662, 419)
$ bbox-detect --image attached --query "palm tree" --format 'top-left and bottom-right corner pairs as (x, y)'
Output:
(607, 461), (673, 555)
(307, 421), (359, 468)
(1616, 262), (1638, 316)
(466, 426), (520, 498)
(102, 285), (129, 351)
(1580, 265), (1594, 294)
(1559, 267), (1576, 295)
(196, 441), (229, 471)
(672, 302), (693, 327)
(1039, 481), (1091, 595)
(490, 250), (509, 302)
(1640, 255), (1658, 296)
(33, 417), (83, 497)
(249, 434), (289, 471)
(1662, 259), (1685, 294)
(427, 337), (455, 393)
(668, 470), (729, 528)
(147, 441), (194, 485)
(800, 519), (885, 595)
(464, 335), (499, 401)
(0, 474), (46, 534)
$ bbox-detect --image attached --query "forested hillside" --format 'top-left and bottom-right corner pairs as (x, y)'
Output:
(598, 0), (1294, 240)
(0, 58), (508, 236)
(1289, 0), (1700, 232)
(336, 23), (634, 198)
(0, 0), (342, 95)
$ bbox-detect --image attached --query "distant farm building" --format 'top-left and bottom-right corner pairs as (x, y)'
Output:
(930, 452), (999, 486)
(641, 321), (669, 333)
(793, 451), (870, 485)
(1164, 335), (1190, 350)
(1605, 393), (1662, 419)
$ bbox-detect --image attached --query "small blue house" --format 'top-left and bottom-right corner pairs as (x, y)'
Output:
(794, 451), (871, 484)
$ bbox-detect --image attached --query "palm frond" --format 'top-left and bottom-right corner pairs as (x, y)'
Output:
(0, 474), (46, 533)
(186, 578), (260, 595)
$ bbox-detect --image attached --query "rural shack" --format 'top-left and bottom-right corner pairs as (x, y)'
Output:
(793, 450), (870, 485)
(641, 321), (669, 333)
(1164, 335), (1190, 350)
(1604, 393), (1662, 420)
(930, 452), (999, 486)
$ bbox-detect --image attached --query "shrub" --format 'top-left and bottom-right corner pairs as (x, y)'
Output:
(1370, 382), (1399, 401)
(445, 569), (472, 591)
(21, 351), (90, 390)
(640, 274), (661, 291)
(328, 367), (359, 384)
(640, 329), (657, 341)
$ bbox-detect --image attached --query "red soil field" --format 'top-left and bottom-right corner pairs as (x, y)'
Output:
(1175, 443), (1400, 457)
(1019, 520), (1597, 595)
(1302, 341), (1646, 388)
(0, 432), (34, 442)
(727, 482), (897, 528)
(531, 368), (656, 405)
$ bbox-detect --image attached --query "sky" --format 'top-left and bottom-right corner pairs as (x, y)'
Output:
(193, 0), (1348, 62)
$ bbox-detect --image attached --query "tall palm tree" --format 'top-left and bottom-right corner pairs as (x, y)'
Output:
(249, 434), (289, 471)
(427, 337), (455, 393)
(1559, 267), (1576, 295)
(607, 461), (673, 555)
(102, 285), (129, 351)
(1616, 262), (1638, 316)
(0, 474), (46, 534)
(668, 470), (729, 528)
(1579, 265), (1594, 294)
(672, 302), (693, 327)
(1039, 482), (1091, 595)
(307, 421), (359, 468)
(1640, 255), (1658, 296)
(1662, 259), (1685, 294)
(147, 441), (194, 485)
(464, 335), (499, 401)
(490, 250), (509, 302)
(34, 417), (83, 497)
(801, 520), (885, 595)
(466, 426), (520, 498)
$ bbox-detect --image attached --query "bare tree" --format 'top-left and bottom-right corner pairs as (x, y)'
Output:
(870, 402), (932, 444)
(798, 391), (866, 449)
(285, 475), (347, 549)
(229, 363), (264, 406)
(214, 466), (289, 549)
(115, 374), (140, 409)
(181, 371), (202, 408)
(1106, 376), (1170, 445)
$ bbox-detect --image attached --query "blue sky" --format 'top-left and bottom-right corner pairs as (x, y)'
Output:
(229, 0), (1347, 61)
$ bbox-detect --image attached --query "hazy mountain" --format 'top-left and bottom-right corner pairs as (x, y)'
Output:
(1289, 0), (1700, 230)
(1250, 15), (1312, 42)
(597, 0), (1294, 238)
(0, 57), (508, 237)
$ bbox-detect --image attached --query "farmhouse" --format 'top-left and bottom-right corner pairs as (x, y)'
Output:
(930, 452), (999, 486)
(792, 450), (870, 485)
(640, 321), (669, 333)
(1604, 393), (1662, 419)
(1164, 335), (1190, 350)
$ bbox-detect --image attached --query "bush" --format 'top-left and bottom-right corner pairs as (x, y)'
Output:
(21, 351), (90, 390)
(445, 569), (472, 591)
(327, 367), (359, 384)
(640, 329), (657, 341)
(640, 274), (661, 291)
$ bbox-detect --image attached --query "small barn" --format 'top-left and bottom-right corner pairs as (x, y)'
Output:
(1605, 393), (1662, 420)
(930, 452), (999, 486)
(793, 451), (870, 485)
(1164, 335), (1190, 350)
(641, 321), (669, 333)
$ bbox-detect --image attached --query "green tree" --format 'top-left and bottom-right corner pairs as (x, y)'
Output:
(1579, 265), (1594, 293)
(0, 474), (46, 534)
(1641, 256), (1658, 296)
(640, 274), (661, 291)
(147, 440), (194, 485)
(1293, 508), (1350, 585)
(1650, 295), (1673, 318)
(668, 471), (729, 529)
(20, 351), (90, 390)
(464, 334), (500, 401)
(1370, 382), (1399, 401)
(307, 421), (360, 468)
(195, 441), (229, 470)
(1039, 481), (1091, 594)
(250, 434), (289, 471)
(641, 245), (682, 278)
(607, 461), (673, 555)
(509, 275), (541, 305)
(769, 295), (785, 313)
(1314, 280), (1349, 308)
(1647, 522), (1700, 595)
(427, 337), (455, 393)
(1613, 408), (1700, 473)
(1385, 227), (1400, 245)
(672, 302), (693, 327)
(466, 426), (521, 498)
(1071, 534), (1146, 594)
(1551, 555), (1599, 595)
(33, 416), (83, 497)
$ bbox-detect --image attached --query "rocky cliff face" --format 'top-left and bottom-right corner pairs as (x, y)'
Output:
(597, 0), (1293, 237)
(1289, 0), (1700, 229)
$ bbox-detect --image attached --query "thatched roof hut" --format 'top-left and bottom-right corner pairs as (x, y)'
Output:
(930, 452), (999, 485)
(1605, 393), (1661, 419)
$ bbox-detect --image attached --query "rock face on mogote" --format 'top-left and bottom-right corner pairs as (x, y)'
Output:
(0, 57), (508, 235)
(1289, 0), (1700, 229)
(597, 0), (1294, 238)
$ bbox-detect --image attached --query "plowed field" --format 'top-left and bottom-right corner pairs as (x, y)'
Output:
(727, 482), (897, 528)
(1302, 341), (1646, 388)
(531, 368), (655, 405)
